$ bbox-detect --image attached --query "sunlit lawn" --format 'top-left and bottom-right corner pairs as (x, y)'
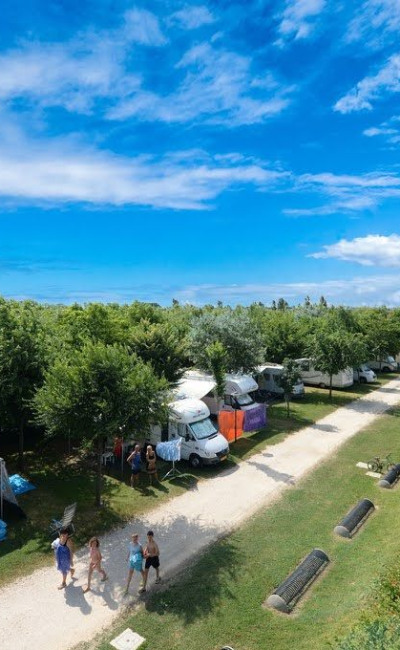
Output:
(0, 373), (396, 587)
(91, 403), (400, 650)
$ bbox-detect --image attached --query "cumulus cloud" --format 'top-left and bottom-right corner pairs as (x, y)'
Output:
(309, 234), (400, 266)
(334, 54), (400, 113)
(275, 0), (326, 46)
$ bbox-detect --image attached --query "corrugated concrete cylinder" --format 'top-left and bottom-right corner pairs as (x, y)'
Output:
(265, 548), (330, 613)
(334, 498), (374, 538)
(379, 464), (400, 488)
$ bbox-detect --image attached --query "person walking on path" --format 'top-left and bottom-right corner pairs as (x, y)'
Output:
(146, 445), (158, 485)
(125, 533), (145, 595)
(56, 529), (75, 590)
(142, 530), (161, 591)
(82, 537), (108, 593)
(127, 444), (142, 488)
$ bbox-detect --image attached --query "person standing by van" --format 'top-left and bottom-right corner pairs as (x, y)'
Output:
(127, 444), (142, 488)
(146, 445), (158, 484)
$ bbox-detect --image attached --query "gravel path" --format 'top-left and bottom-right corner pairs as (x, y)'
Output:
(1, 379), (400, 650)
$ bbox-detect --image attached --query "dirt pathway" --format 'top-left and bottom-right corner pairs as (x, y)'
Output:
(1, 379), (400, 650)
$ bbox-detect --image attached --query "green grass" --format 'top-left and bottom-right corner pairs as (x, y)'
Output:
(0, 374), (396, 587)
(90, 401), (400, 650)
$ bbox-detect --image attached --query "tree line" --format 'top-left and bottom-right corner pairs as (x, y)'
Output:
(1, 296), (399, 504)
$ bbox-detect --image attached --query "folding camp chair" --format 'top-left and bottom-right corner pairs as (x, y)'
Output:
(49, 502), (77, 539)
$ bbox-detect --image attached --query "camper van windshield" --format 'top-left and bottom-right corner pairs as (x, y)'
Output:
(235, 393), (254, 406)
(387, 356), (395, 363)
(190, 417), (218, 440)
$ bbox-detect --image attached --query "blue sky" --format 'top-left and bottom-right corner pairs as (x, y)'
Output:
(1, 0), (400, 306)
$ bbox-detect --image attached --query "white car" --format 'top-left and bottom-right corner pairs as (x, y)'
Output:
(353, 365), (377, 383)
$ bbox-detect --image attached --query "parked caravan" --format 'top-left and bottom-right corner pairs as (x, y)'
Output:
(295, 358), (353, 389)
(368, 356), (398, 372)
(353, 364), (377, 383)
(256, 363), (305, 398)
(149, 397), (229, 468)
(179, 370), (261, 416)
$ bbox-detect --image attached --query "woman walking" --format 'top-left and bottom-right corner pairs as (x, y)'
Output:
(125, 533), (145, 595)
(56, 528), (75, 589)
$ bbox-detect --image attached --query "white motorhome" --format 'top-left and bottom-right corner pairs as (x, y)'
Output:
(353, 364), (377, 383)
(295, 358), (354, 389)
(256, 363), (305, 398)
(149, 397), (229, 469)
(179, 370), (261, 416)
(368, 356), (398, 372)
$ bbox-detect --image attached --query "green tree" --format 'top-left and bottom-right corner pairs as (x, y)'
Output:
(0, 300), (47, 467)
(189, 311), (263, 373)
(205, 341), (227, 405)
(307, 329), (356, 398)
(34, 342), (169, 506)
(129, 320), (187, 384)
(279, 358), (302, 417)
(357, 308), (400, 366)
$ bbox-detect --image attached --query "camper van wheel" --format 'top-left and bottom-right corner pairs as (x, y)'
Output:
(360, 376), (367, 383)
(382, 366), (390, 373)
(319, 382), (326, 389)
(189, 454), (202, 469)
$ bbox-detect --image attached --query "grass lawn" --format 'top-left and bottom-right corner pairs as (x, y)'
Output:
(90, 402), (400, 650)
(0, 374), (396, 588)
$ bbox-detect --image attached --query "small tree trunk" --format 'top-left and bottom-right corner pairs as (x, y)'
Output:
(285, 395), (290, 417)
(18, 419), (24, 470)
(95, 437), (103, 508)
(329, 375), (333, 399)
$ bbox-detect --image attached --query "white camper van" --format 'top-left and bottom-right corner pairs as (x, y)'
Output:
(179, 370), (261, 416)
(256, 363), (305, 398)
(149, 397), (229, 468)
(295, 358), (353, 389)
(368, 356), (398, 372)
(353, 364), (377, 383)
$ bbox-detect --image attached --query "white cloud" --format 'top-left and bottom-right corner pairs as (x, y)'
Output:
(275, 0), (326, 46)
(0, 125), (286, 209)
(0, 8), (166, 114)
(108, 42), (293, 125)
(363, 117), (400, 144)
(170, 6), (216, 30)
(310, 234), (400, 266)
(171, 274), (400, 306)
(334, 54), (400, 113)
(285, 170), (400, 215)
(345, 0), (400, 50)
(5, 275), (400, 307)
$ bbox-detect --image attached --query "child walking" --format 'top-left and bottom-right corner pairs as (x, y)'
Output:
(125, 533), (145, 595)
(56, 528), (75, 589)
(83, 537), (108, 593)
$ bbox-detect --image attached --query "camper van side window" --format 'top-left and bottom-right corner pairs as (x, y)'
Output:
(224, 394), (233, 407)
(301, 361), (309, 371)
(177, 423), (186, 438)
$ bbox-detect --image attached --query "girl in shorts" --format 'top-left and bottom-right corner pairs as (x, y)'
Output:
(83, 537), (108, 593)
(124, 533), (145, 595)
